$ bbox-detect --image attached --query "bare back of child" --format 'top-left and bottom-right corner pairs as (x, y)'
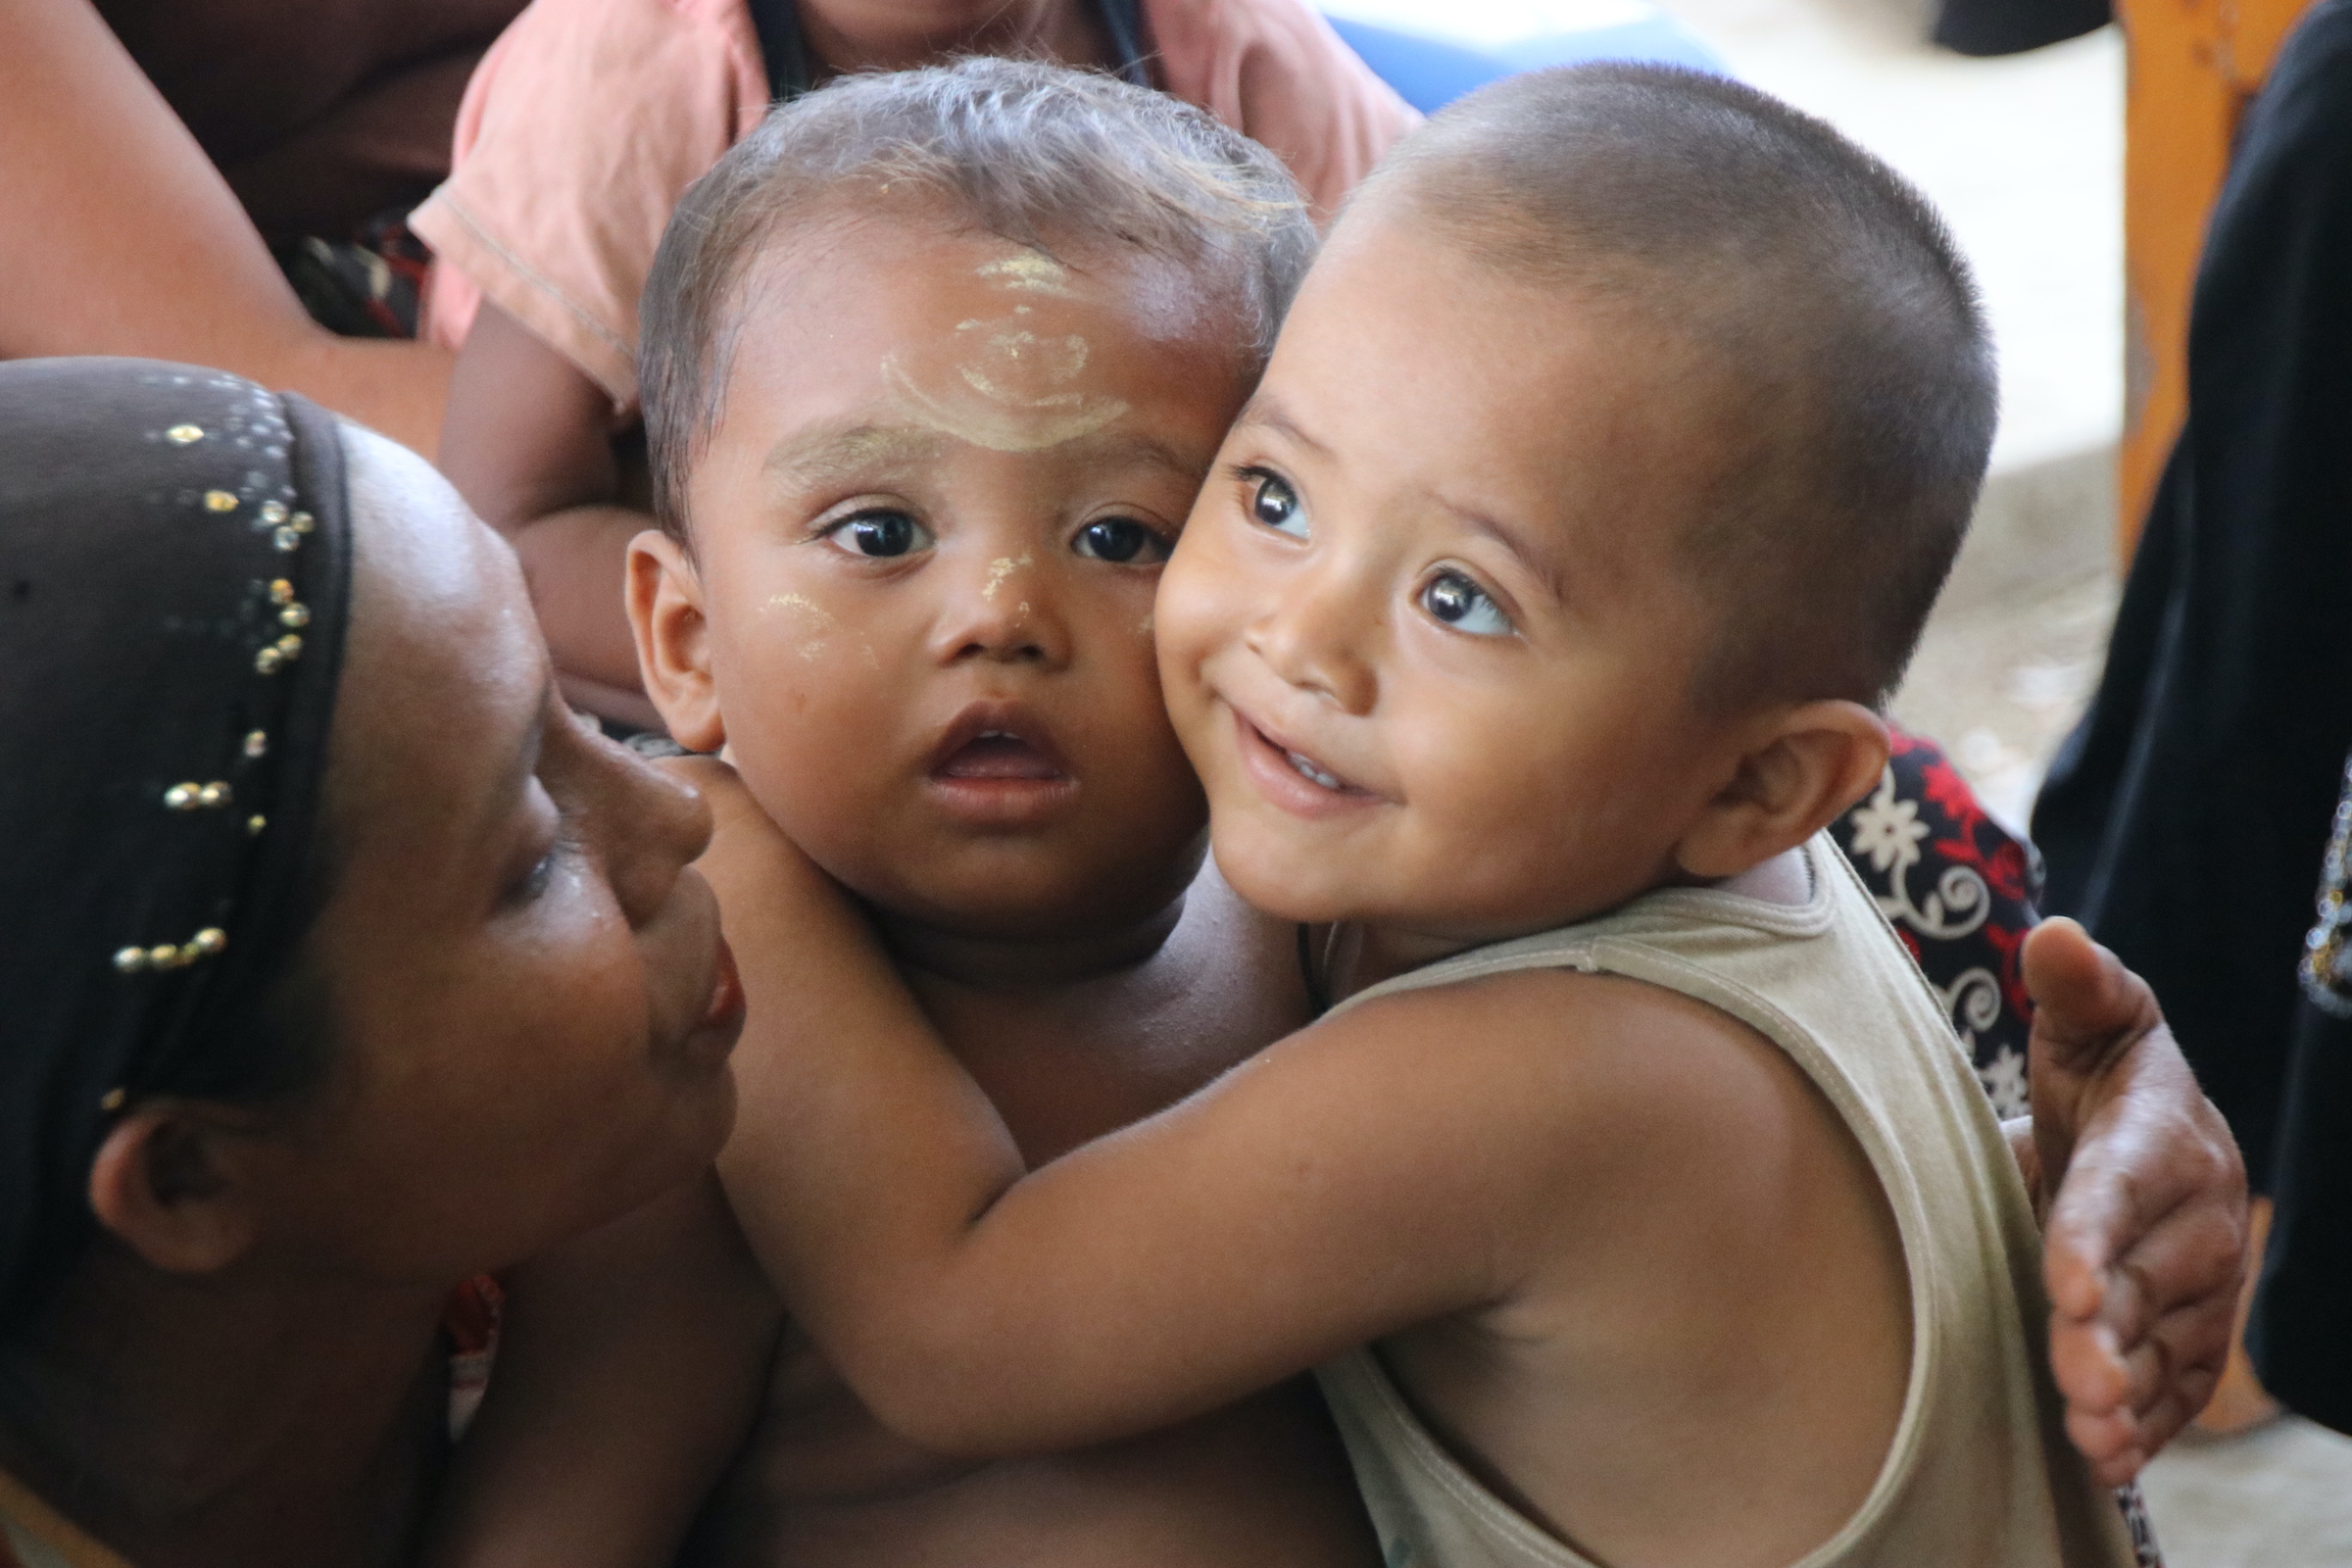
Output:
(423, 63), (1380, 1568)
(660, 66), (2147, 1568)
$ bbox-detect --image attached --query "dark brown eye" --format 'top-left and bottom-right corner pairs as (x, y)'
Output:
(1420, 569), (1512, 636)
(826, 511), (931, 558)
(1073, 517), (1169, 564)
(1249, 471), (1304, 536)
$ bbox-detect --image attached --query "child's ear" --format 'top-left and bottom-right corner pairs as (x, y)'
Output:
(628, 529), (726, 754)
(1676, 700), (1889, 881)
(87, 1103), (268, 1277)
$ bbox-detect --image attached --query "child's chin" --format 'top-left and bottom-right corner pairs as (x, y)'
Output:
(1211, 830), (1348, 923)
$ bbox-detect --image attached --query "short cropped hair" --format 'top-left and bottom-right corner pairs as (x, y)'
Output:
(641, 57), (1318, 536)
(1369, 65), (1995, 710)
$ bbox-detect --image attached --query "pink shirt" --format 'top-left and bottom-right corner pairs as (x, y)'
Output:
(411, 0), (1417, 408)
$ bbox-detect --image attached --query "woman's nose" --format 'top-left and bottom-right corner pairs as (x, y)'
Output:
(591, 728), (712, 929)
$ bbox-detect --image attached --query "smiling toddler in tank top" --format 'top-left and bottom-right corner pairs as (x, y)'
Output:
(686, 63), (2146, 1568)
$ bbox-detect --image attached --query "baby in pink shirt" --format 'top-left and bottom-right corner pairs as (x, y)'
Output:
(411, 0), (1415, 729)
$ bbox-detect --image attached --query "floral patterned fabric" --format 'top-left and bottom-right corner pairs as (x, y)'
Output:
(1838, 725), (2042, 1117)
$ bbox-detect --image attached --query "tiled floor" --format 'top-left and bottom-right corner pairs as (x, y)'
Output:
(2139, 1418), (2352, 1568)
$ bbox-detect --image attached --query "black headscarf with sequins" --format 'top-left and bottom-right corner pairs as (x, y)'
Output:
(0, 359), (354, 1331)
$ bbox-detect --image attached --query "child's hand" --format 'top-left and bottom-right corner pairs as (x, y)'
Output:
(2020, 917), (2248, 1486)
(657, 753), (852, 966)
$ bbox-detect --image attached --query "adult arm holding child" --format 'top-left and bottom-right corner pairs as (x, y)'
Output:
(2017, 916), (2248, 1485)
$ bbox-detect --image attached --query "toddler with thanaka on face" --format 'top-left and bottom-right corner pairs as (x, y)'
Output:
(414, 0), (1415, 732)
(424, 60), (1385, 1568)
(679, 66), (2151, 1568)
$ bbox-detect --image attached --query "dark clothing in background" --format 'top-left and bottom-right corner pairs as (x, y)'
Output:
(98, 0), (522, 240)
(2256, 965), (2352, 1435)
(1932, 0), (2108, 58)
(2033, 0), (2352, 1196)
(93, 0), (524, 339)
(2252, 753), (2352, 1435)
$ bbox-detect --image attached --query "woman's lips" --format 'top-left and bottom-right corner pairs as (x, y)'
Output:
(683, 934), (745, 1067)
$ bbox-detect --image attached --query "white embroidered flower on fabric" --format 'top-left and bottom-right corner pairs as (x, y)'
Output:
(1847, 768), (1930, 876)
(1979, 1046), (2029, 1118)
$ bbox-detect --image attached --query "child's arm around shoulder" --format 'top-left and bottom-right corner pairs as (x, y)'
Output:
(693, 773), (1757, 1459)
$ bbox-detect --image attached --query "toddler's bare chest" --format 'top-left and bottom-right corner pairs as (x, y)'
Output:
(708, 944), (1330, 1544)
(717, 1336), (1370, 1568)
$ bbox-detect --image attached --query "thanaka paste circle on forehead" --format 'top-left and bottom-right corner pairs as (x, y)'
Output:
(879, 351), (1129, 453)
(977, 252), (1079, 297)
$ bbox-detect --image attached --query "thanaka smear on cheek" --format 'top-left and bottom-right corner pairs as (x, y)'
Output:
(765, 592), (838, 662)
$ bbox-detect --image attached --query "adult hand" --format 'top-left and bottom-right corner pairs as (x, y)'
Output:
(2019, 917), (2248, 1484)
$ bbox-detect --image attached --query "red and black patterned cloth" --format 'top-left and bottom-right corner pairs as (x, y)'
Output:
(1838, 725), (2043, 1117)
(274, 211), (433, 341)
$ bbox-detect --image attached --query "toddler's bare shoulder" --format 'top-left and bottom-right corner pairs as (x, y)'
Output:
(1310, 965), (1794, 1139)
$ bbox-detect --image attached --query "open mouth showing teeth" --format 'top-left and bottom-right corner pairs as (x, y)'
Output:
(1284, 747), (1343, 791)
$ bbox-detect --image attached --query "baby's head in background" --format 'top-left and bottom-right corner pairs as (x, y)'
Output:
(1157, 64), (1997, 951)
(627, 59), (1314, 946)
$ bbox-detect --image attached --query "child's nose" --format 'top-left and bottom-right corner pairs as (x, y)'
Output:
(929, 552), (1071, 668)
(1246, 558), (1376, 714)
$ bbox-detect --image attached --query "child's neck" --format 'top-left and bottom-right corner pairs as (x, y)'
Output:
(872, 893), (1190, 992)
(1328, 846), (1813, 1001)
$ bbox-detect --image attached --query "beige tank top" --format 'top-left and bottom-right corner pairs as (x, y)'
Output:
(1310, 834), (2139, 1568)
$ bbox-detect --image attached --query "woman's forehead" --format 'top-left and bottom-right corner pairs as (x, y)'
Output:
(331, 430), (548, 856)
